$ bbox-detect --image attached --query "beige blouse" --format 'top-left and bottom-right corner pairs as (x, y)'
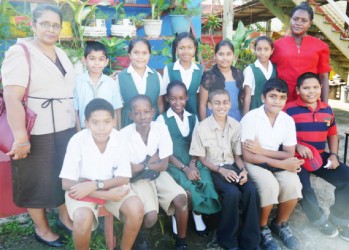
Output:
(1, 38), (75, 135)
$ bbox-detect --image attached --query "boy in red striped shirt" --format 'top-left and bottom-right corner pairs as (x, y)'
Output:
(284, 72), (349, 241)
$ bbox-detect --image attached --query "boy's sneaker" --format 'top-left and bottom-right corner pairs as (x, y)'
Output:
(338, 225), (349, 241)
(260, 226), (281, 250)
(270, 219), (299, 250)
(319, 220), (338, 238)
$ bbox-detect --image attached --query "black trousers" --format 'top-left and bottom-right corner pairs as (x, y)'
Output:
(212, 172), (260, 250)
(299, 152), (349, 227)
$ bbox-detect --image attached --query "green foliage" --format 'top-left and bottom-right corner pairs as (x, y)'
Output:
(203, 14), (222, 35)
(229, 21), (255, 67)
(99, 37), (128, 72)
(129, 13), (147, 28)
(152, 37), (174, 65)
(170, 0), (200, 16)
(110, 2), (126, 20)
(198, 41), (214, 68)
(149, 0), (170, 20)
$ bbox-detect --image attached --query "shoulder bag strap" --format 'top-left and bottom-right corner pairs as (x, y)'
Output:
(16, 43), (31, 107)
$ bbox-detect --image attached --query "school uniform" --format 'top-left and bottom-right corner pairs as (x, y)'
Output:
(243, 60), (277, 110)
(73, 72), (123, 128)
(117, 65), (166, 128)
(190, 115), (260, 250)
(156, 108), (221, 214)
(163, 60), (203, 115)
(59, 129), (135, 230)
(120, 121), (186, 215)
(240, 106), (303, 207)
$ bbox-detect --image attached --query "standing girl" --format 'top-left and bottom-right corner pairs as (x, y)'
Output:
(243, 36), (277, 115)
(157, 81), (221, 236)
(116, 37), (166, 128)
(199, 40), (244, 122)
(271, 2), (331, 102)
(163, 32), (203, 115)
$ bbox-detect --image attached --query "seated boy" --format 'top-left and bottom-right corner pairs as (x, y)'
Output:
(74, 41), (122, 131)
(285, 72), (349, 241)
(241, 78), (304, 250)
(190, 89), (260, 250)
(120, 94), (189, 250)
(60, 98), (144, 250)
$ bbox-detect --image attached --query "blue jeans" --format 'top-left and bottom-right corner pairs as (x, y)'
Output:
(211, 172), (260, 250)
(298, 152), (349, 226)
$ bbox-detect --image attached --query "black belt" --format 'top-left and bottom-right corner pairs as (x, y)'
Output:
(28, 96), (73, 132)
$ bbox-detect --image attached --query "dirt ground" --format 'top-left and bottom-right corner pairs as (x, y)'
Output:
(1, 100), (349, 250)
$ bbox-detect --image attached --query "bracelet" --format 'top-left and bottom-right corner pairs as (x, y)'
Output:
(330, 152), (339, 161)
(180, 165), (187, 171)
(15, 141), (30, 147)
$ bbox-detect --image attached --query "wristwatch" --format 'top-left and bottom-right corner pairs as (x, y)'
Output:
(96, 180), (105, 190)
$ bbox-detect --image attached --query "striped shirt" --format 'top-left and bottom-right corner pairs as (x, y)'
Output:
(284, 97), (337, 153)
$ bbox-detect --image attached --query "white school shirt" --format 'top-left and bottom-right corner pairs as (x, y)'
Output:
(240, 105), (297, 151)
(163, 60), (201, 93)
(120, 64), (166, 96)
(156, 108), (198, 137)
(243, 60), (274, 95)
(120, 121), (173, 164)
(60, 129), (131, 181)
(73, 72), (123, 128)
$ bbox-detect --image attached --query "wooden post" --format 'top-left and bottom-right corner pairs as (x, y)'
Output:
(223, 0), (234, 39)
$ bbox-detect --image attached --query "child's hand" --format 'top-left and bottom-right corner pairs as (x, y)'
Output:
(69, 181), (96, 199)
(238, 171), (248, 185)
(281, 157), (304, 173)
(184, 165), (200, 181)
(219, 168), (240, 183)
(243, 139), (262, 154)
(109, 70), (121, 80)
(107, 185), (130, 202)
(131, 163), (145, 173)
(328, 154), (340, 170)
(296, 144), (313, 158)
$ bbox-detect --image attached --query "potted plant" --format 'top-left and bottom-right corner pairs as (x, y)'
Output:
(169, 0), (200, 35)
(201, 13), (223, 49)
(142, 0), (170, 38)
(99, 37), (129, 73)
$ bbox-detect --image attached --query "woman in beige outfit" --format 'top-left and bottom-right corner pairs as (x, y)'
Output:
(1, 4), (75, 247)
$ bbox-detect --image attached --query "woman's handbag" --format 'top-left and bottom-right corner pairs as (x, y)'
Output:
(0, 43), (37, 154)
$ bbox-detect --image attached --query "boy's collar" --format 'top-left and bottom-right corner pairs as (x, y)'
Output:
(295, 96), (327, 111)
(208, 115), (230, 131)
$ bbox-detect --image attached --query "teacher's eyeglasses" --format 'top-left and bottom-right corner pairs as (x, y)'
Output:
(37, 22), (62, 31)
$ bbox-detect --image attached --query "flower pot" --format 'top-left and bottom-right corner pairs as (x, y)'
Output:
(111, 19), (136, 38)
(201, 34), (223, 49)
(169, 15), (191, 35)
(142, 19), (162, 38)
(82, 19), (107, 37)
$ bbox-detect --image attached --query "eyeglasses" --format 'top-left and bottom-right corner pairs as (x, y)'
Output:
(37, 22), (62, 31)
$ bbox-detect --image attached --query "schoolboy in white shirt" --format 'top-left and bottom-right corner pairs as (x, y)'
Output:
(60, 98), (143, 250)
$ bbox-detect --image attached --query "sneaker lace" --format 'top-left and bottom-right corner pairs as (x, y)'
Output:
(261, 227), (274, 242)
(279, 224), (294, 239)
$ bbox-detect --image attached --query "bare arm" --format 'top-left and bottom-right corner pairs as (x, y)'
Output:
(116, 108), (122, 130)
(327, 134), (340, 169)
(242, 144), (302, 172)
(3, 85), (30, 159)
(319, 72), (329, 103)
(157, 95), (165, 115)
(242, 139), (295, 160)
(198, 86), (208, 121)
(169, 155), (200, 180)
(243, 86), (252, 116)
(75, 110), (82, 131)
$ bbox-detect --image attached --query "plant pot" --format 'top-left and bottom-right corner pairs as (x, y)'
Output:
(169, 15), (191, 35)
(201, 34), (223, 49)
(82, 19), (107, 37)
(142, 19), (162, 38)
(111, 19), (136, 38)
(116, 56), (131, 69)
